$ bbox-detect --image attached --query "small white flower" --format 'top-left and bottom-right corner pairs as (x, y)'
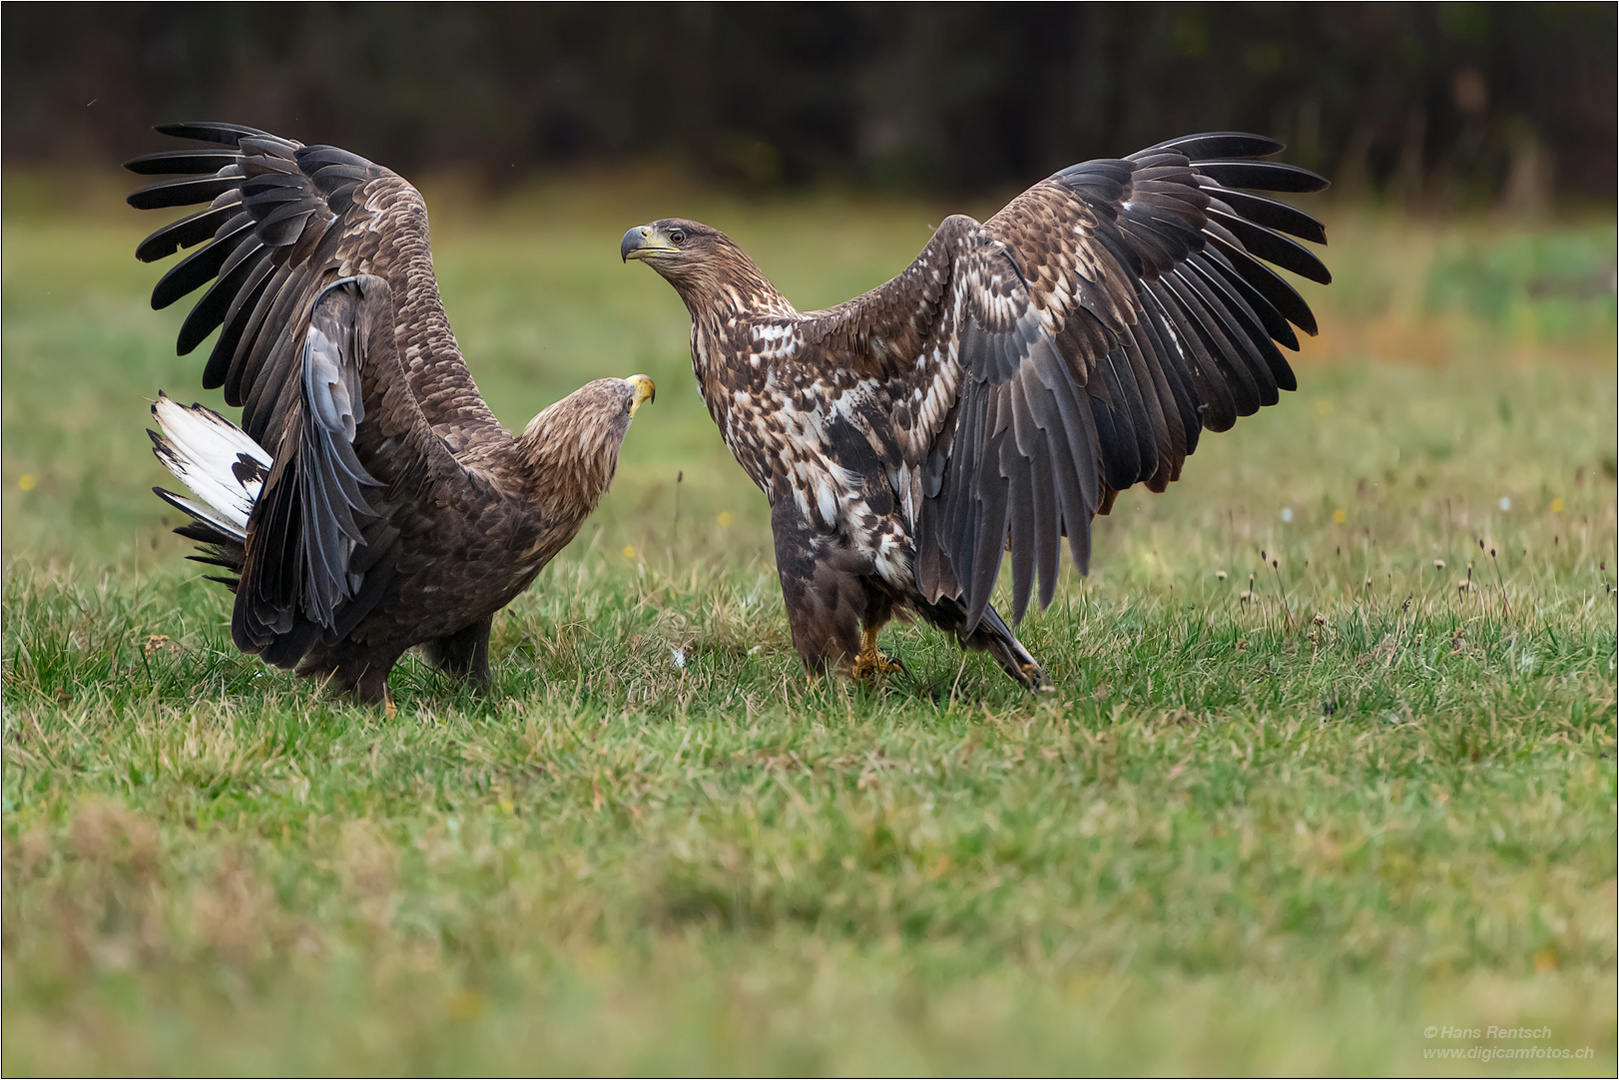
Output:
(1499, 496), (1511, 512)
(1281, 507), (1293, 523)
(670, 647), (686, 670)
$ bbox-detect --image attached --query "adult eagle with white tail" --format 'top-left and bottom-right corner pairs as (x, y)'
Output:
(131, 122), (654, 707)
(622, 133), (1328, 690)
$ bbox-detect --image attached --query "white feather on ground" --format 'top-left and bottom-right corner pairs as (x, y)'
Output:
(149, 393), (273, 536)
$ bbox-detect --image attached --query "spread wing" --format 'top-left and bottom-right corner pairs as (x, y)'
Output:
(127, 121), (500, 457)
(235, 275), (496, 665)
(803, 132), (1329, 631)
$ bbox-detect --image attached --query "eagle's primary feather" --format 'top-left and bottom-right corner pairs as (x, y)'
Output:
(623, 132), (1328, 689)
(133, 123), (655, 705)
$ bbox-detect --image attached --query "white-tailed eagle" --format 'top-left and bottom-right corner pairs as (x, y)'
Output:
(622, 132), (1327, 689)
(131, 122), (654, 707)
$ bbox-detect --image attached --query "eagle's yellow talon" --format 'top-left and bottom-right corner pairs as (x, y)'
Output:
(384, 697), (397, 719)
(851, 626), (907, 681)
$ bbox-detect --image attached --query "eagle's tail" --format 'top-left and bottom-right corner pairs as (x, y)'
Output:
(148, 393), (272, 589)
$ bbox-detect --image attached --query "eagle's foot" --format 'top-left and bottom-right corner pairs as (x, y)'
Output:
(383, 696), (398, 719)
(853, 649), (908, 680)
(851, 626), (907, 682)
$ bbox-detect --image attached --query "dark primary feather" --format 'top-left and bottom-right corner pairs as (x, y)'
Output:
(1205, 187), (1328, 244)
(125, 149), (241, 176)
(1201, 235), (1320, 336)
(125, 174), (242, 211)
(137, 205), (239, 262)
(1144, 131), (1284, 159)
(1208, 211), (1332, 284)
(154, 121), (275, 145)
(1189, 159), (1330, 193)
(150, 212), (252, 311)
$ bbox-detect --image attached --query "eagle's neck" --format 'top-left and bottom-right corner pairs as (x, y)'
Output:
(673, 251), (798, 408)
(516, 401), (622, 527)
(664, 243), (791, 320)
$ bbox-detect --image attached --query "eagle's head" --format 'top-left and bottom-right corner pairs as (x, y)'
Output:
(521, 374), (655, 516)
(620, 218), (771, 312)
(539, 373), (655, 449)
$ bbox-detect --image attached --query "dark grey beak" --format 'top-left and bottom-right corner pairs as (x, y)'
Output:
(620, 226), (650, 263)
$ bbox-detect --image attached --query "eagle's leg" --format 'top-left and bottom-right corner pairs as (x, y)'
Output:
(771, 498), (868, 678)
(298, 643), (404, 708)
(354, 664), (394, 711)
(420, 614), (494, 688)
(314, 662), (395, 707)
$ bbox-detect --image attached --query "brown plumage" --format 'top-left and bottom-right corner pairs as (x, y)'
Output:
(622, 133), (1329, 690)
(132, 122), (654, 706)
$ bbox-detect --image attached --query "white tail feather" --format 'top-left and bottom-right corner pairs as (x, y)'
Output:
(152, 488), (246, 541)
(150, 393), (273, 535)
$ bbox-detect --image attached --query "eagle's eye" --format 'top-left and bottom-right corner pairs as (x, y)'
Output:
(669, 228), (688, 245)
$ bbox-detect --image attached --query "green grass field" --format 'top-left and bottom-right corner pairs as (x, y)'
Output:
(3, 172), (1616, 1075)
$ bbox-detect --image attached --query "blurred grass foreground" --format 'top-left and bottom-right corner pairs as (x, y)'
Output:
(2, 170), (1616, 1074)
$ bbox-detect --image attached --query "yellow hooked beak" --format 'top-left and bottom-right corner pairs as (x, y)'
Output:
(624, 374), (655, 417)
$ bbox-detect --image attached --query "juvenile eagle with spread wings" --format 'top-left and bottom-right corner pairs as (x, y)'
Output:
(623, 133), (1328, 690)
(131, 122), (654, 707)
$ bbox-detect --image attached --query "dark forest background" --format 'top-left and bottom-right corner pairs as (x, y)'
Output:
(3, 3), (1615, 205)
